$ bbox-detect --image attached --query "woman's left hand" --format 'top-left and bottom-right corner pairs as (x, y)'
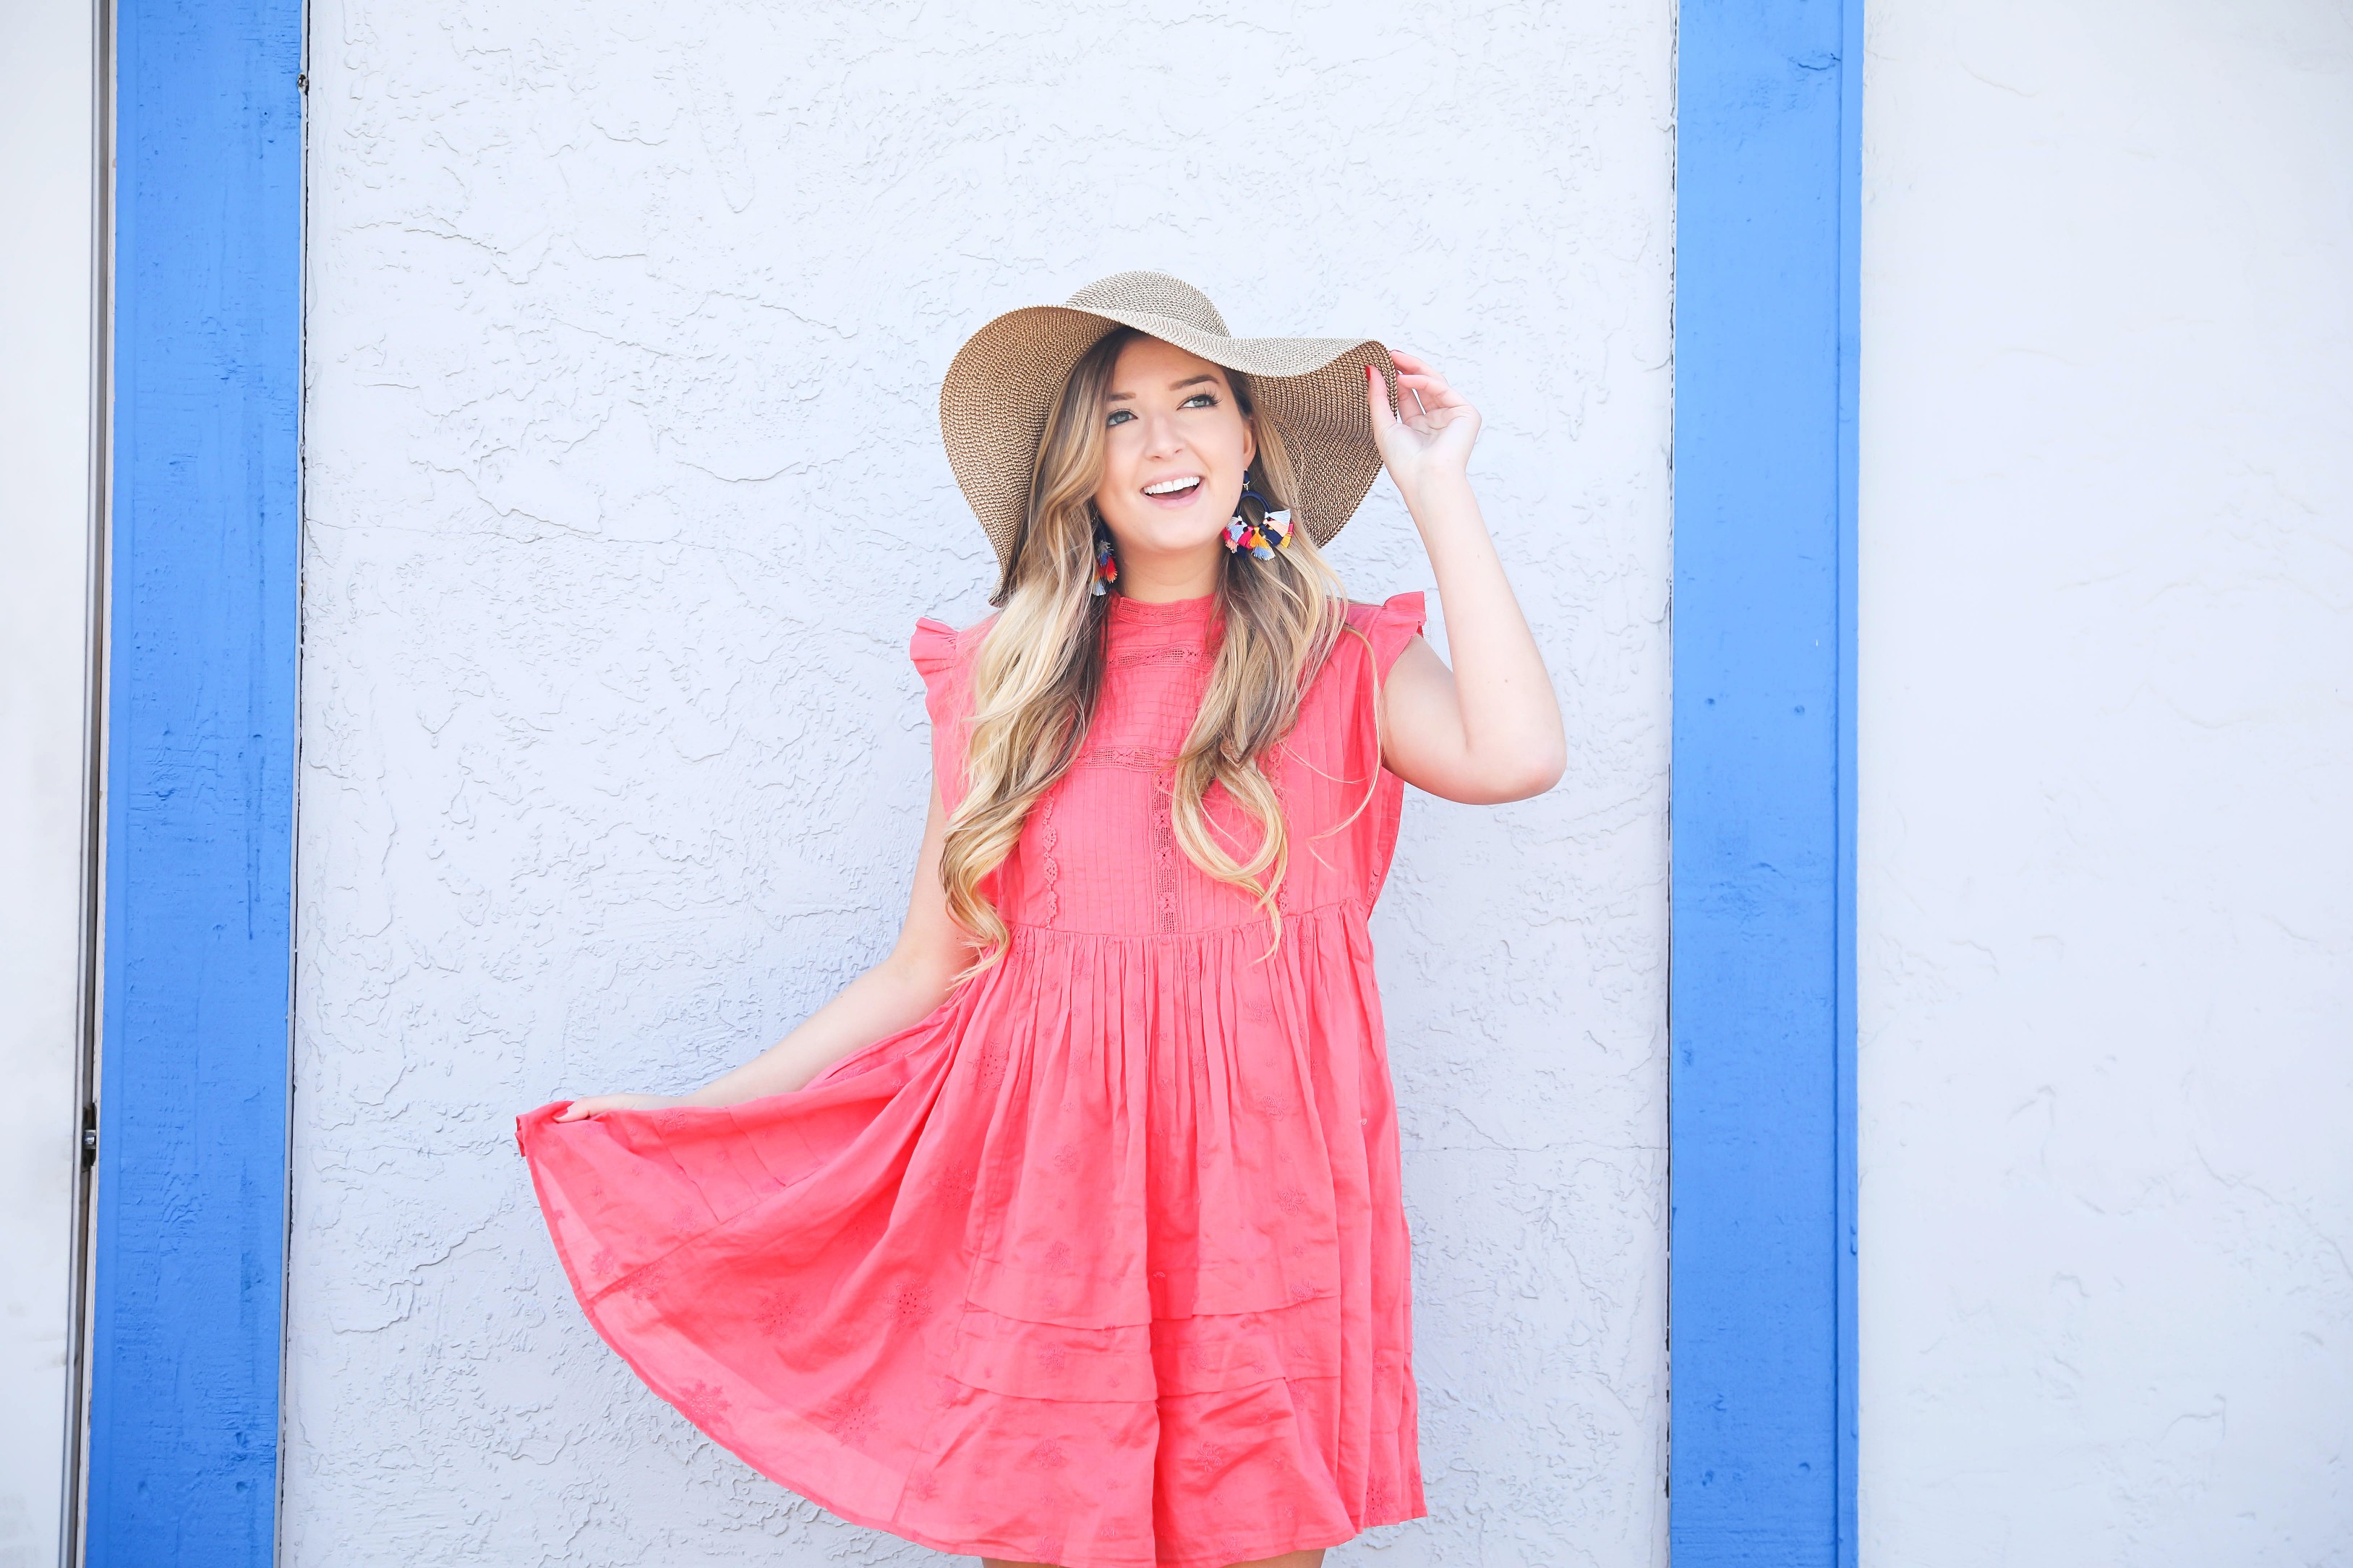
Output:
(1362, 348), (1566, 805)
(1367, 351), (1482, 505)
(554, 1092), (681, 1121)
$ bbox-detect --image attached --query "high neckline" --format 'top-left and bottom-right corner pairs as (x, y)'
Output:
(1106, 591), (1218, 625)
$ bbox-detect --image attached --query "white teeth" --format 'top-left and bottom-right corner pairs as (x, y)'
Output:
(1143, 476), (1201, 496)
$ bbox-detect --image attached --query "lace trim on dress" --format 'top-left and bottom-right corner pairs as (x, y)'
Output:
(1149, 788), (1181, 933)
(1076, 745), (1169, 774)
(1039, 791), (1061, 925)
(1110, 642), (1203, 669)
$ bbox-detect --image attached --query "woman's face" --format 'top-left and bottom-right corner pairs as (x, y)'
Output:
(1091, 335), (1255, 576)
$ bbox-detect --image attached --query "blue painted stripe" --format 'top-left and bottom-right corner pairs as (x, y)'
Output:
(1835, 4), (1864, 1560)
(1670, 0), (1861, 1562)
(87, 0), (302, 1561)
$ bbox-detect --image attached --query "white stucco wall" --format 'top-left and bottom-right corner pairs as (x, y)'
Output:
(1858, 3), (2353, 1561)
(289, 4), (1675, 1564)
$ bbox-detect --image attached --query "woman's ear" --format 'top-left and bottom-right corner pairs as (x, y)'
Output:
(1242, 414), (1258, 471)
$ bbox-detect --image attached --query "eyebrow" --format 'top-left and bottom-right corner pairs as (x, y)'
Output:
(1105, 374), (1221, 403)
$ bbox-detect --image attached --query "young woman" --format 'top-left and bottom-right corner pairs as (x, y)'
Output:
(518, 272), (1563, 1568)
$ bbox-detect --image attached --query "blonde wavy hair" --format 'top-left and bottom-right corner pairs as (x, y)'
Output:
(938, 328), (1363, 969)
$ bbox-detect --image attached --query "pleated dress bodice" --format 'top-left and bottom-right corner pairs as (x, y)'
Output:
(923, 589), (1414, 940)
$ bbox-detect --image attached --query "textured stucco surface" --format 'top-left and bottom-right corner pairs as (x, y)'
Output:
(1859, 2), (2353, 1561)
(289, 3), (1673, 1564)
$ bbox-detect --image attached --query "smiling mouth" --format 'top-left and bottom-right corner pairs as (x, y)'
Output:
(1142, 476), (1203, 499)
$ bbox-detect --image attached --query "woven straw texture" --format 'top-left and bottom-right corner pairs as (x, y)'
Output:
(939, 272), (1397, 570)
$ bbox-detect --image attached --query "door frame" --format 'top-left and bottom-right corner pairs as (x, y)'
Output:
(80, 1), (302, 1564)
(77, 0), (1863, 1561)
(1670, 1), (1863, 1564)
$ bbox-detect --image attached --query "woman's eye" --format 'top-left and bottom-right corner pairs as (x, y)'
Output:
(1182, 393), (1218, 409)
(1105, 408), (1135, 427)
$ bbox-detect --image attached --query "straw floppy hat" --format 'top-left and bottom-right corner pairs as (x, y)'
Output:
(939, 271), (1396, 577)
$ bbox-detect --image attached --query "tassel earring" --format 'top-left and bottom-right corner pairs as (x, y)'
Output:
(1221, 481), (1294, 561)
(1092, 532), (1119, 596)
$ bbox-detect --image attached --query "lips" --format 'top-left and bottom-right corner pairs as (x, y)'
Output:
(1140, 474), (1205, 510)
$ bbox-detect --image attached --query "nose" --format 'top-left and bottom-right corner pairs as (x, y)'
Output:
(1141, 408), (1188, 461)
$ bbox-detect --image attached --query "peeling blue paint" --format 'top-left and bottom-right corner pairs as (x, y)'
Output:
(1671, 0), (1860, 1563)
(86, 0), (302, 1562)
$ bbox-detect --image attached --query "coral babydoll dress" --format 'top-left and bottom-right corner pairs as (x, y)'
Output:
(517, 588), (1429, 1568)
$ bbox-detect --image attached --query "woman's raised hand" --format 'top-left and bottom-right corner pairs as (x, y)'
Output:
(1366, 351), (1482, 505)
(554, 1092), (682, 1121)
(1358, 346), (1565, 805)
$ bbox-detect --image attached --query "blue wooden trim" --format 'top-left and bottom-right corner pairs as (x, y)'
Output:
(1670, 0), (1861, 1562)
(1835, 4), (1864, 1560)
(87, 0), (302, 1561)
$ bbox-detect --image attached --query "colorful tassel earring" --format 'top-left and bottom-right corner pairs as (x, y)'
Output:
(1092, 533), (1119, 596)
(1222, 484), (1294, 561)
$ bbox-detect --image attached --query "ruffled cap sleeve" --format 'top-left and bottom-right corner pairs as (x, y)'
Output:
(910, 617), (960, 685)
(1359, 591), (1427, 680)
(911, 616), (975, 812)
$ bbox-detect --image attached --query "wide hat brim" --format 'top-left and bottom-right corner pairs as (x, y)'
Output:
(939, 271), (1396, 577)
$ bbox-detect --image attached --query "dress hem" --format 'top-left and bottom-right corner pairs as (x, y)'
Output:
(521, 1110), (1420, 1568)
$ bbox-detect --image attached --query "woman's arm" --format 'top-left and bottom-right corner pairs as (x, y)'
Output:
(1365, 353), (1567, 805)
(556, 778), (976, 1119)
